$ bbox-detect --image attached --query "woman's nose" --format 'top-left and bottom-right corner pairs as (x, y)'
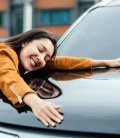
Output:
(37, 56), (46, 67)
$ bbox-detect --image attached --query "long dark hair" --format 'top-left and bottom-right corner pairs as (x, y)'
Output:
(4, 28), (57, 58)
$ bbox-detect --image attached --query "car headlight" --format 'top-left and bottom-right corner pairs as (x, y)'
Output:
(0, 131), (19, 138)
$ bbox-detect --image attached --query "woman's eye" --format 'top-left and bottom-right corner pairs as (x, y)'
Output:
(38, 48), (43, 52)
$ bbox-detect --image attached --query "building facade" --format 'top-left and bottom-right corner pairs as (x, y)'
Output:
(0, 0), (101, 38)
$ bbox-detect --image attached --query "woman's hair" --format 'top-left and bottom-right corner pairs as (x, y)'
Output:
(4, 28), (57, 58)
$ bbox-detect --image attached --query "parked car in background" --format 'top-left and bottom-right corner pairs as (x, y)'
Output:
(1, 0), (120, 137)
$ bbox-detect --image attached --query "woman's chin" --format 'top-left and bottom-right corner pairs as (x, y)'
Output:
(24, 64), (42, 71)
(24, 65), (33, 72)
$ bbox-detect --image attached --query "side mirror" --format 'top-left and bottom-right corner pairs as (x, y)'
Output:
(28, 78), (61, 99)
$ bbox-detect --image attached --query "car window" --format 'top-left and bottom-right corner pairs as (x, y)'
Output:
(57, 6), (120, 59)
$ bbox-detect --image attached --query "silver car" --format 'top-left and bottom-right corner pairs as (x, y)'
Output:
(1, 0), (120, 137)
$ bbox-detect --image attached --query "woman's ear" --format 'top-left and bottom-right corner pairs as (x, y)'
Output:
(22, 44), (25, 48)
(22, 42), (28, 48)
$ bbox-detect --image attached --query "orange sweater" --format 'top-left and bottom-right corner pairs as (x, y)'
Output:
(0, 42), (92, 107)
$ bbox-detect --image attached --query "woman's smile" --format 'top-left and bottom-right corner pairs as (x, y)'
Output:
(30, 56), (36, 67)
(30, 56), (41, 67)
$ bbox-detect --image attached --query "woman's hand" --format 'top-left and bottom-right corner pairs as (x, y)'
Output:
(106, 58), (120, 67)
(23, 93), (63, 127)
(92, 58), (120, 68)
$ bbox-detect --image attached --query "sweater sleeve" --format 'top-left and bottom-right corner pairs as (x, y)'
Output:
(51, 71), (92, 81)
(0, 48), (36, 107)
(45, 56), (92, 70)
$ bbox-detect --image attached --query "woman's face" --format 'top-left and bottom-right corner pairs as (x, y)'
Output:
(20, 38), (54, 71)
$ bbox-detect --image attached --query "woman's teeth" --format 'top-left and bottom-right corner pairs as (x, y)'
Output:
(30, 57), (35, 66)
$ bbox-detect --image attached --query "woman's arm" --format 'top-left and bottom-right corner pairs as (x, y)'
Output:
(92, 58), (120, 68)
(46, 56), (120, 71)
(45, 56), (92, 70)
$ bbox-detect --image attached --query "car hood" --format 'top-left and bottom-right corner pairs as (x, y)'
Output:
(1, 68), (120, 135)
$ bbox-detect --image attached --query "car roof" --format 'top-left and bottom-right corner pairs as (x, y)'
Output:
(106, 0), (120, 6)
(91, 0), (120, 6)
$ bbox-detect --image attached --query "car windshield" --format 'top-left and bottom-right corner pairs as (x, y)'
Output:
(57, 6), (120, 59)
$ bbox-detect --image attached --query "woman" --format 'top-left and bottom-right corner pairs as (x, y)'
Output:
(0, 28), (120, 127)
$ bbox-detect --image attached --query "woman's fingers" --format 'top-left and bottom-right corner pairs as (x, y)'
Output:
(34, 109), (54, 127)
(41, 113), (56, 127)
(45, 108), (61, 124)
(48, 104), (64, 120)
(51, 103), (61, 110)
(35, 106), (61, 126)
(36, 114), (49, 127)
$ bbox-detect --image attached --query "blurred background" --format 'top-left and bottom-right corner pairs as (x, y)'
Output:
(0, 0), (102, 39)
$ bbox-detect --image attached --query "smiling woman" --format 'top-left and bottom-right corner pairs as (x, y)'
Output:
(0, 28), (120, 127)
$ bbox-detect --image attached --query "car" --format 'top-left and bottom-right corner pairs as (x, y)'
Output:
(1, 0), (120, 137)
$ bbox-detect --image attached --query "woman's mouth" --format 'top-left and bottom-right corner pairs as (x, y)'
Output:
(30, 56), (36, 67)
